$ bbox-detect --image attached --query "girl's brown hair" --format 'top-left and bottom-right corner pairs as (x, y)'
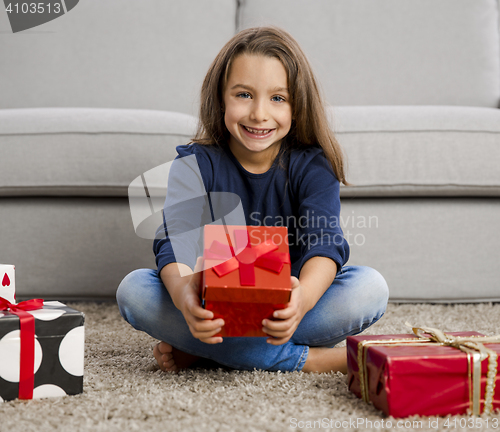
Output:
(192, 26), (348, 185)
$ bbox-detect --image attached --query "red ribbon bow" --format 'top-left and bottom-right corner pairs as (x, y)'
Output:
(0, 297), (44, 400)
(204, 229), (290, 286)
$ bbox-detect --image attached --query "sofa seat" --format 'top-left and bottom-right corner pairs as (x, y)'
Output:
(333, 106), (500, 198)
(4, 106), (499, 200)
(0, 108), (197, 197)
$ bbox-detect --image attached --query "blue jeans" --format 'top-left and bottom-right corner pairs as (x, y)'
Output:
(116, 265), (388, 372)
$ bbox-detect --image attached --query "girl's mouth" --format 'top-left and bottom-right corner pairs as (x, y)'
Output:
(241, 124), (275, 139)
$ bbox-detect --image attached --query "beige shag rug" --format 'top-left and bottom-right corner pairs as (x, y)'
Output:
(1, 302), (499, 432)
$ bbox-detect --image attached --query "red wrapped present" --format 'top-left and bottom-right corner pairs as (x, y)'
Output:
(201, 225), (291, 337)
(347, 325), (500, 417)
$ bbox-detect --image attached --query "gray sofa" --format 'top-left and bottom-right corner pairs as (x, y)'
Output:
(1, 0), (499, 302)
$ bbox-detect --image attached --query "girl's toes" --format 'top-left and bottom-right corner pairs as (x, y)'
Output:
(165, 363), (178, 372)
(153, 343), (162, 360)
(161, 353), (173, 363)
(163, 358), (175, 369)
(158, 341), (173, 354)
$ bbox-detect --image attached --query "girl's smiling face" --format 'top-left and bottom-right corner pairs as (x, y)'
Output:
(223, 54), (292, 171)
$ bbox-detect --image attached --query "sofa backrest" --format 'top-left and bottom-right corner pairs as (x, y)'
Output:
(238, 0), (500, 109)
(1, 0), (499, 113)
(0, 0), (237, 115)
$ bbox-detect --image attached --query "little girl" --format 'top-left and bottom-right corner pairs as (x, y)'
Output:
(117, 26), (388, 373)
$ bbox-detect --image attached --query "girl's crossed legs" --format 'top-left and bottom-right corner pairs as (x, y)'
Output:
(116, 265), (388, 372)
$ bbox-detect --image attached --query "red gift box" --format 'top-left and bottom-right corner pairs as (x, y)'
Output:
(347, 327), (500, 417)
(201, 225), (291, 337)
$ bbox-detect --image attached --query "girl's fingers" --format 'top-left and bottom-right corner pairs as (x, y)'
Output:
(192, 326), (222, 338)
(266, 336), (290, 346)
(263, 328), (293, 339)
(272, 306), (295, 320)
(189, 302), (214, 320)
(189, 317), (224, 333)
(200, 336), (224, 344)
(263, 317), (294, 332)
(184, 293), (214, 319)
(189, 324), (224, 343)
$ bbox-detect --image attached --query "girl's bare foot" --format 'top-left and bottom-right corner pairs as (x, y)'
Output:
(301, 346), (348, 374)
(153, 341), (200, 372)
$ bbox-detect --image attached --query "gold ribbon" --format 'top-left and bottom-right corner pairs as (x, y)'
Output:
(356, 323), (500, 415)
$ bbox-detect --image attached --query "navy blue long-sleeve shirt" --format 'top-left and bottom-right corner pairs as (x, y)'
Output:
(153, 143), (349, 278)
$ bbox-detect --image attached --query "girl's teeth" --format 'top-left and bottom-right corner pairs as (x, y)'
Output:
(244, 126), (271, 134)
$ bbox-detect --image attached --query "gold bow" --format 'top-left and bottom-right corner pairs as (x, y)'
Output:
(356, 323), (500, 415)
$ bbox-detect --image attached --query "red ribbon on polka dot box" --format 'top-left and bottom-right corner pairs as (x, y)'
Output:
(201, 225), (292, 337)
(0, 298), (85, 402)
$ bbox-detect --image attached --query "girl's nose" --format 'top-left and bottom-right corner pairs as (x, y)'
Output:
(249, 100), (269, 122)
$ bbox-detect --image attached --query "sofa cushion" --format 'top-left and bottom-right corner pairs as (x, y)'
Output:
(334, 106), (500, 197)
(239, 0), (500, 108)
(0, 108), (197, 196)
(0, 0), (237, 115)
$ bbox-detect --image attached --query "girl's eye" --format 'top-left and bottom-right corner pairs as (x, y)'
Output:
(272, 95), (286, 103)
(237, 92), (251, 99)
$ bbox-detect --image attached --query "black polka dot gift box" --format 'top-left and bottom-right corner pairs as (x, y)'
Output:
(0, 299), (85, 402)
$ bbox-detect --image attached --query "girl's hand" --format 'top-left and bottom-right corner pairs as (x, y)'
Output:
(262, 276), (307, 345)
(176, 258), (225, 344)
